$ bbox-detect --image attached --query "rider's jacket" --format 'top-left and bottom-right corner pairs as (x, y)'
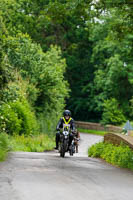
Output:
(56, 117), (75, 132)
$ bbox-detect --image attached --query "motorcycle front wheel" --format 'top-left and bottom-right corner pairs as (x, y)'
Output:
(60, 144), (65, 157)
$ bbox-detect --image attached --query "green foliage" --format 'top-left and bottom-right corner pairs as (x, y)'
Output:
(129, 98), (133, 118)
(0, 72), (39, 136)
(88, 1), (133, 121)
(10, 134), (55, 152)
(38, 111), (60, 135)
(0, 73), (25, 103)
(0, 100), (38, 135)
(1, 0), (133, 127)
(0, 133), (9, 161)
(0, 31), (69, 134)
(88, 142), (133, 170)
(0, 103), (21, 135)
(0, 52), (13, 92)
(101, 98), (126, 125)
(4, 34), (69, 115)
(0, 0), (93, 121)
(11, 100), (38, 135)
(88, 142), (105, 158)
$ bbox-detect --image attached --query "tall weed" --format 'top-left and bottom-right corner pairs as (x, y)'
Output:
(10, 134), (55, 152)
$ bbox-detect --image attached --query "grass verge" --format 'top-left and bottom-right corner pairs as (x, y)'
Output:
(88, 142), (133, 170)
(0, 133), (10, 162)
(78, 128), (107, 136)
(10, 134), (55, 152)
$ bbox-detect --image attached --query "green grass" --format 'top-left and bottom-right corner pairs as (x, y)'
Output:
(10, 134), (55, 152)
(78, 128), (107, 136)
(0, 133), (55, 162)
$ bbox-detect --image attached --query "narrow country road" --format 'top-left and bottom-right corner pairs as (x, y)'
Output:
(0, 133), (133, 200)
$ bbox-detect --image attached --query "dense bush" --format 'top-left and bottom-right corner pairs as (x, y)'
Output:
(11, 100), (39, 135)
(88, 142), (133, 170)
(0, 133), (9, 161)
(0, 100), (38, 135)
(101, 98), (126, 125)
(0, 103), (21, 134)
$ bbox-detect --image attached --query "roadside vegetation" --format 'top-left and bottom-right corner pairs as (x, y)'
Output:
(88, 142), (133, 171)
(0, 133), (55, 161)
(78, 128), (107, 136)
(0, 1), (69, 161)
(0, 133), (10, 161)
(10, 134), (55, 152)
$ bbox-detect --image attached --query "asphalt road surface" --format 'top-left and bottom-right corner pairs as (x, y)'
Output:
(0, 133), (133, 200)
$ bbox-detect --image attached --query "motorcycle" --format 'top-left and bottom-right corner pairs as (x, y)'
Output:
(59, 126), (76, 157)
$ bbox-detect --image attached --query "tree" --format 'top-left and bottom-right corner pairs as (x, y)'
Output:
(87, 0), (133, 121)
(101, 98), (126, 125)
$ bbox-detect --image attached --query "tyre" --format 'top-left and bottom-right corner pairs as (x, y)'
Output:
(60, 144), (65, 157)
(64, 140), (68, 152)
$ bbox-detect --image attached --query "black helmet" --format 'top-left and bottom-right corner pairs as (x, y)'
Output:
(63, 110), (71, 117)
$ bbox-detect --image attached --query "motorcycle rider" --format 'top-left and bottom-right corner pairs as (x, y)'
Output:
(55, 110), (75, 150)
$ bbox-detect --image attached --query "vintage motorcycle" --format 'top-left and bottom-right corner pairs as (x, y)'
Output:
(59, 125), (77, 157)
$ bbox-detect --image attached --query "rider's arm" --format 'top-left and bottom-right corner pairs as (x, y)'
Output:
(56, 118), (63, 131)
(70, 118), (75, 132)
